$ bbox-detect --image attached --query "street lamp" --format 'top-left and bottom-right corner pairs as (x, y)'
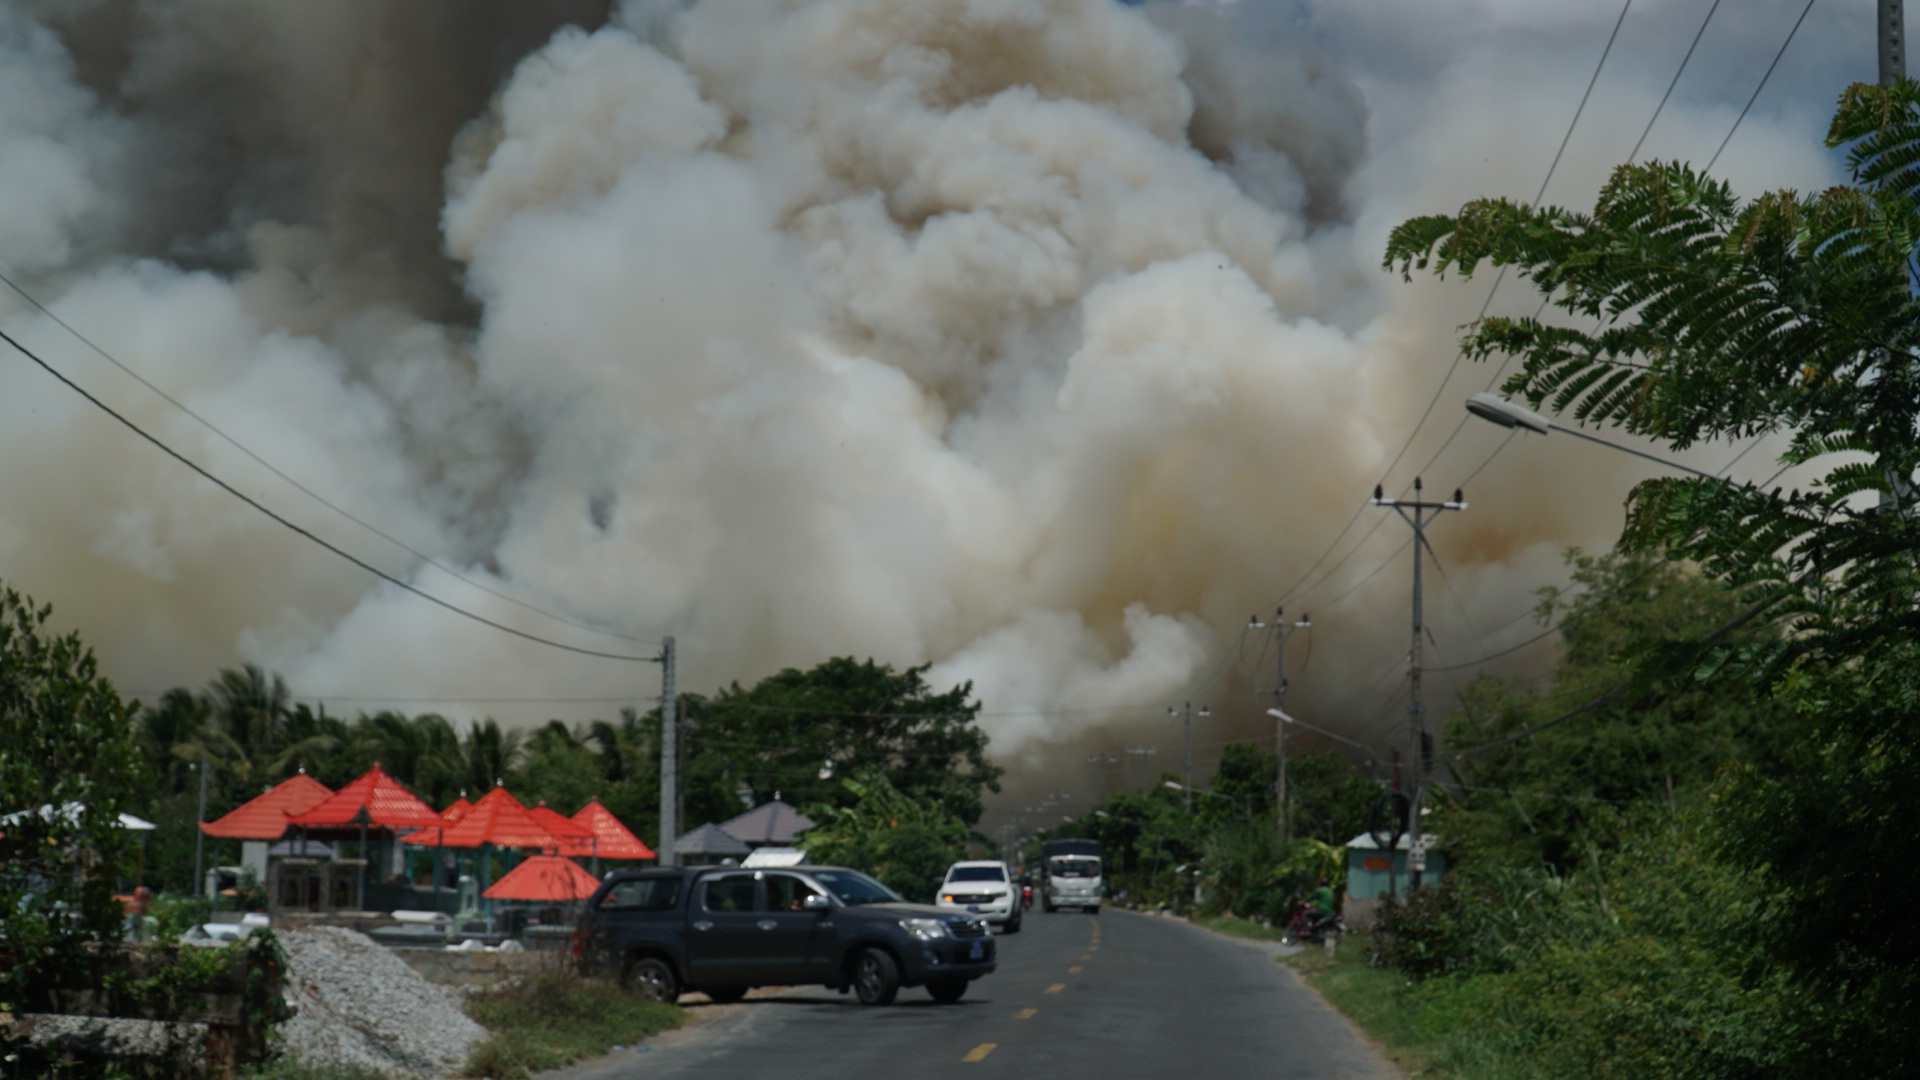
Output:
(1164, 780), (1251, 820)
(1465, 392), (1725, 481)
(1267, 709), (1379, 767)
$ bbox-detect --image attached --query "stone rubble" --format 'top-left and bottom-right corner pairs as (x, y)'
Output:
(279, 926), (487, 1078)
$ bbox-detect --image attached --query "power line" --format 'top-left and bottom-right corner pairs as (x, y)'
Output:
(0, 268), (652, 647)
(0, 326), (657, 664)
(1628, 0), (1724, 164)
(1277, 4), (1635, 613)
(1705, 0), (1820, 174)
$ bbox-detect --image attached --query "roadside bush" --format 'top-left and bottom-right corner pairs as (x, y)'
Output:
(1371, 865), (1565, 979)
(463, 968), (683, 1079)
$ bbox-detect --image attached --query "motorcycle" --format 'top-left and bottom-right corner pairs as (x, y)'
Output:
(1285, 905), (1342, 945)
(1021, 883), (1034, 910)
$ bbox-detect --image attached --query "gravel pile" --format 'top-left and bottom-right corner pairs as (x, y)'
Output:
(280, 926), (487, 1078)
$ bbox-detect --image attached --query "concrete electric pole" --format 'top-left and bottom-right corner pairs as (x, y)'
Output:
(1249, 607), (1311, 840)
(1371, 478), (1466, 889)
(1088, 752), (1120, 803)
(1883, 0), (1906, 85)
(657, 636), (679, 867)
(1123, 746), (1157, 792)
(1166, 702), (1209, 812)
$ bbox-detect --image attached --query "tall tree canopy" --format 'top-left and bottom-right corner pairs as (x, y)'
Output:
(682, 657), (1000, 827)
(1387, 79), (1920, 1075)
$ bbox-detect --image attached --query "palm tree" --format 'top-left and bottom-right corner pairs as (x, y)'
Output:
(457, 719), (523, 794)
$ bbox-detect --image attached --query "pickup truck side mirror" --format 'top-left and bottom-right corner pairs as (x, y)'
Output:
(802, 893), (831, 911)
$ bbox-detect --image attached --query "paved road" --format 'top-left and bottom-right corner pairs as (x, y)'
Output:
(550, 908), (1398, 1080)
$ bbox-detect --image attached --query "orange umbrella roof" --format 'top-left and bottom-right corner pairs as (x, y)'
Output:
(571, 799), (656, 860)
(287, 764), (443, 829)
(482, 854), (602, 902)
(403, 784), (557, 849)
(200, 774), (334, 840)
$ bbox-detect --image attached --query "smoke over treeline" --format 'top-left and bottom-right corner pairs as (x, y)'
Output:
(0, 0), (1860, 818)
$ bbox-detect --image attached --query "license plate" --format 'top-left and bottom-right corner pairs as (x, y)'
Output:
(969, 940), (984, 960)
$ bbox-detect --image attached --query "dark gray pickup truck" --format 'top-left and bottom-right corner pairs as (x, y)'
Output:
(576, 864), (996, 1006)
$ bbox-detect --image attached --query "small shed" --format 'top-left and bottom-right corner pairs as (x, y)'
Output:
(1342, 832), (1449, 930)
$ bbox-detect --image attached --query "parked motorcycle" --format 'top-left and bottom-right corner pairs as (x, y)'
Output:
(1284, 905), (1342, 945)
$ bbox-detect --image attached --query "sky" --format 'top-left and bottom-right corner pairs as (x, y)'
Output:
(0, 0), (1881, 827)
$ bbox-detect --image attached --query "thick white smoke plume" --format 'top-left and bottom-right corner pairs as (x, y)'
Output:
(0, 0), (1864, 812)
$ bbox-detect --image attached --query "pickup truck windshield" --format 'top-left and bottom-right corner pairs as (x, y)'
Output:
(811, 869), (904, 905)
(947, 867), (1007, 883)
(1050, 858), (1101, 878)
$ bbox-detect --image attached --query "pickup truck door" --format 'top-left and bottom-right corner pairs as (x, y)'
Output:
(760, 873), (834, 984)
(685, 873), (765, 988)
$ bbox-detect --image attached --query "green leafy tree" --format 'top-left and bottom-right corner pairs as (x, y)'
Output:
(1386, 78), (1920, 1076)
(1286, 748), (1381, 847)
(0, 584), (145, 1062)
(682, 657), (1001, 826)
(800, 769), (968, 902)
(1437, 548), (1780, 869)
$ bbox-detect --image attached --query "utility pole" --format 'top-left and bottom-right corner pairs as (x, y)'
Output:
(1165, 702), (1209, 812)
(1088, 752), (1120, 803)
(1882, 0), (1906, 85)
(192, 751), (209, 897)
(1371, 477), (1466, 890)
(1249, 606), (1310, 839)
(1123, 746), (1157, 792)
(657, 636), (678, 867)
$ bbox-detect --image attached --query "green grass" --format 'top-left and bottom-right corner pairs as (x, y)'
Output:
(1190, 913), (1293, 943)
(460, 970), (687, 1079)
(1282, 937), (1535, 1080)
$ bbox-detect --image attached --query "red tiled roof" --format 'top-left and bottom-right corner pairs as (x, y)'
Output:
(199, 774), (334, 840)
(441, 796), (474, 823)
(402, 784), (558, 849)
(570, 799), (656, 860)
(530, 804), (594, 852)
(482, 854), (601, 902)
(286, 764), (443, 829)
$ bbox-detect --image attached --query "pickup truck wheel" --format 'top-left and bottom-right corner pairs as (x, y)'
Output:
(852, 948), (900, 1006)
(1042, 898), (1055, 913)
(702, 986), (748, 1004)
(926, 977), (967, 1004)
(1002, 915), (1021, 934)
(620, 956), (679, 1003)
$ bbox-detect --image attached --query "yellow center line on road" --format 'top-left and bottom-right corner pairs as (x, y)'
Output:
(1015, 1008), (1038, 1019)
(1068, 965), (1083, 973)
(1080, 954), (1093, 961)
(1045, 983), (1066, 994)
(963, 1044), (997, 1063)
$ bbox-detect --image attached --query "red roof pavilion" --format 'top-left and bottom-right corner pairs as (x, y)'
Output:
(286, 764), (443, 830)
(402, 784), (558, 849)
(442, 795), (475, 823)
(570, 799), (656, 860)
(481, 854), (601, 902)
(199, 774), (334, 841)
(529, 804), (595, 854)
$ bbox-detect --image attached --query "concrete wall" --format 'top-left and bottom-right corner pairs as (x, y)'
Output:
(390, 948), (550, 987)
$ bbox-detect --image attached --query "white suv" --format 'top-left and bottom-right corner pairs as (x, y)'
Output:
(935, 861), (1021, 933)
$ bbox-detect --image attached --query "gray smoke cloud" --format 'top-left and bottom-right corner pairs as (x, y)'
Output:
(0, 0), (1863, 821)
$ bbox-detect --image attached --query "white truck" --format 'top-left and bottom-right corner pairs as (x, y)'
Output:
(1040, 838), (1103, 913)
